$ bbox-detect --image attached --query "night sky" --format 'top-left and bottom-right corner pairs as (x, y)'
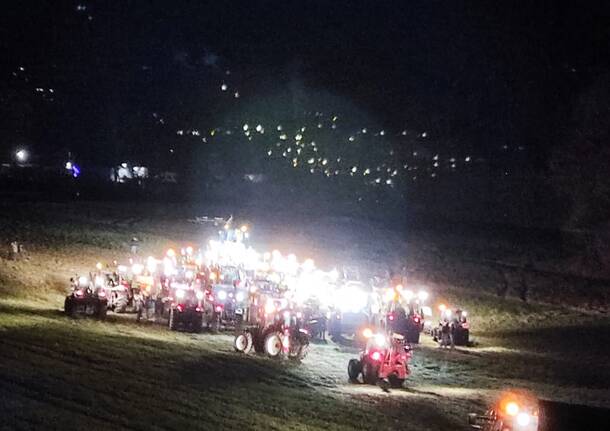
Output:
(1, 1), (609, 171)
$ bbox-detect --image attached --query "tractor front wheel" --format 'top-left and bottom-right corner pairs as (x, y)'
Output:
(348, 359), (362, 382)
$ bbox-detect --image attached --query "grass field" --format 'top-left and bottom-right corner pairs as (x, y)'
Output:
(1, 201), (609, 430)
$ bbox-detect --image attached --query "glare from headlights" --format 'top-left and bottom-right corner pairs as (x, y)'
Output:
(236, 292), (245, 302)
(505, 402), (520, 416)
(217, 290), (227, 301)
(264, 299), (276, 314)
(362, 328), (373, 338)
(462, 310), (468, 317)
(132, 264), (144, 275)
(196, 291), (204, 300)
(516, 412), (530, 427)
(383, 288), (396, 302)
(374, 333), (387, 347)
(418, 290), (429, 301)
(402, 289), (414, 301)
(175, 289), (185, 299)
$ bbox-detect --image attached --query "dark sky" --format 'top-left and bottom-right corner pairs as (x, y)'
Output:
(1, 0), (609, 166)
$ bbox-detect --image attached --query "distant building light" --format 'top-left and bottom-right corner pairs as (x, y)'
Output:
(72, 164), (81, 178)
(15, 149), (28, 163)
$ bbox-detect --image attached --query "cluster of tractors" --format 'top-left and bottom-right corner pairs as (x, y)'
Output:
(63, 230), (475, 396)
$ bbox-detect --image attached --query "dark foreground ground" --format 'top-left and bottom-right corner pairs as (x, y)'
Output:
(1, 201), (609, 430)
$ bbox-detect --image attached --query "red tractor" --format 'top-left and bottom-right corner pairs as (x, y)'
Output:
(348, 331), (412, 389)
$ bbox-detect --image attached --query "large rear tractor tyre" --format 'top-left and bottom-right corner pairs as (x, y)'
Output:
(348, 359), (362, 382)
(362, 362), (379, 385)
(264, 332), (283, 358)
(234, 332), (253, 353)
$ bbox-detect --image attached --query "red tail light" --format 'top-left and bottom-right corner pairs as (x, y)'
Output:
(370, 351), (382, 361)
(98, 290), (106, 298)
(177, 304), (184, 312)
(75, 289), (84, 297)
(413, 317), (420, 323)
(388, 313), (395, 321)
(195, 306), (202, 312)
(215, 305), (223, 313)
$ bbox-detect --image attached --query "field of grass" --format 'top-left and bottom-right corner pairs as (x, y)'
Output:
(1, 201), (610, 430)
(2, 299), (446, 431)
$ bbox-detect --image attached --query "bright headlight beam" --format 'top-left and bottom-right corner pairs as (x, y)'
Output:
(516, 412), (530, 426)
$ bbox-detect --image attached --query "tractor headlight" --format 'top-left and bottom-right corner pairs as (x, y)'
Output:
(175, 289), (185, 299)
(78, 276), (89, 287)
(217, 290), (227, 301)
(236, 292), (245, 302)
(196, 291), (204, 300)
(516, 412), (531, 427)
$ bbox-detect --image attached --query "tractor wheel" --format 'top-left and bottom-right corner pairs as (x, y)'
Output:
(264, 332), (283, 358)
(362, 362), (379, 385)
(461, 329), (470, 346)
(289, 340), (309, 362)
(407, 328), (420, 344)
(169, 309), (178, 331)
(97, 303), (107, 320)
(388, 374), (404, 388)
(234, 332), (253, 353)
(64, 298), (75, 317)
(348, 359), (362, 382)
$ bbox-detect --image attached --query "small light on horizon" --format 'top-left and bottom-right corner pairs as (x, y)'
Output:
(16, 149), (28, 163)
